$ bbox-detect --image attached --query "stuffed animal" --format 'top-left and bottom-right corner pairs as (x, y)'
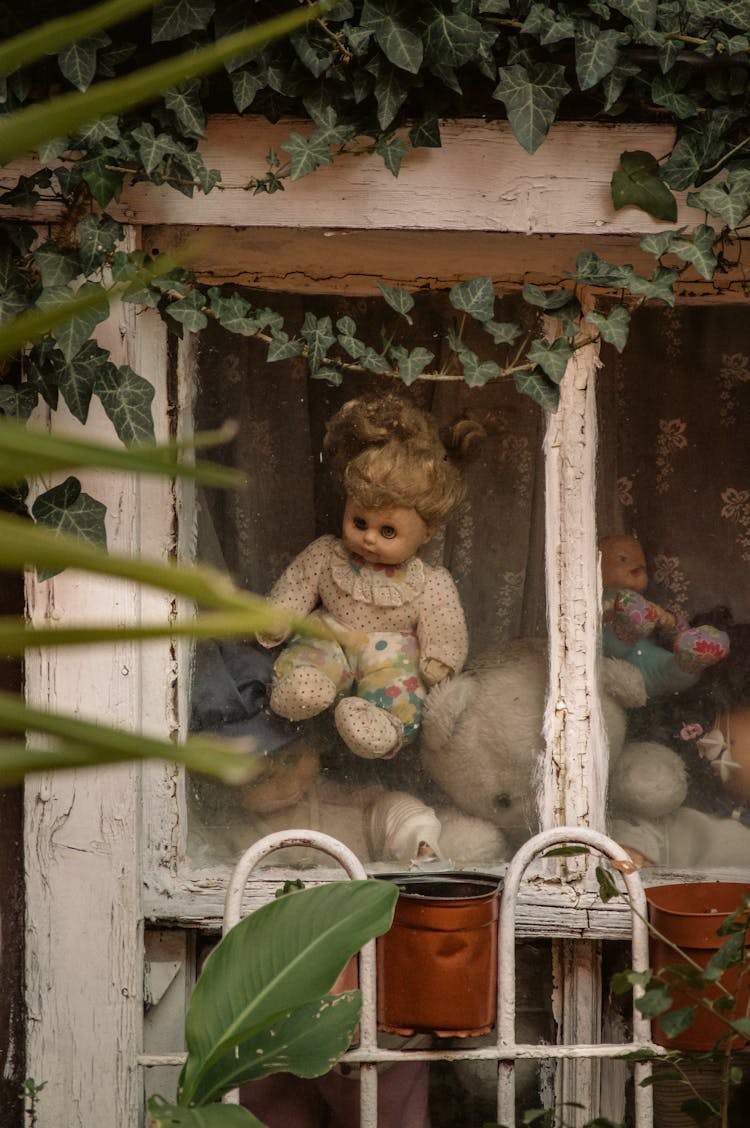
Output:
(611, 616), (750, 867)
(189, 640), (504, 866)
(599, 534), (729, 699)
(419, 637), (691, 860)
(257, 394), (477, 761)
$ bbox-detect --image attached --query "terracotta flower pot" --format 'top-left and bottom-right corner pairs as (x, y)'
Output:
(646, 881), (750, 1051)
(375, 872), (502, 1038)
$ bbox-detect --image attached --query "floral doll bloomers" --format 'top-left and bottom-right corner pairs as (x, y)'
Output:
(257, 395), (475, 761)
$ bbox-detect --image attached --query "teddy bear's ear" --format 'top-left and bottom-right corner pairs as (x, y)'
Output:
(599, 657), (647, 709)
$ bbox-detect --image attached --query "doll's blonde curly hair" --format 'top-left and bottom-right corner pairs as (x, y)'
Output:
(323, 394), (479, 529)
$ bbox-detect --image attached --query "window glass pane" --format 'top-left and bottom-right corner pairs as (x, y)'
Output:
(186, 287), (548, 868)
(597, 303), (750, 869)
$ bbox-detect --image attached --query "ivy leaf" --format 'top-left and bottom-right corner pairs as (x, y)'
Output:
(359, 347), (391, 374)
(290, 28), (335, 78)
(651, 73), (698, 120)
(659, 1006), (699, 1037)
(52, 282), (110, 363)
(230, 69), (263, 113)
(422, 4), (483, 67)
(375, 134), (409, 177)
(130, 122), (175, 174)
(668, 224), (717, 280)
(688, 180), (750, 229)
(571, 250), (632, 289)
(58, 39), (98, 92)
(639, 228), (686, 257)
(575, 20), (622, 91)
(449, 277), (495, 322)
(59, 339), (114, 424)
(611, 150), (677, 221)
(336, 317), (366, 358)
(389, 344), (433, 386)
(457, 346), (501, 388)
(281, 132), (334, 180)
(167, 291), (208, 331)
(80, 152), (123, 207)
(375, 16), (423, 73)
(152, 0), (215, 43)
(493, 63), (570, 154)
(0, 384), (39, 421)
(527, 338), (572, 383)
(366, 55), (410, 129)
(33, 244), (78, 288)
(408, 116), (441, 148)
(513, 368), (560, 412)
(26, 342), (62, 410)
(209, 292), (259, 336)
(679, 1097), (721, 1125)
(608, 0), (657, 32)
(95, 365), (156, 445)
(483, 320), (522, 344)
(164, 82), (206, 139)
(522, 283), (576, 311)
(32, 477), (107, 579)
(585, 306), (631, 352)
(76, 214), (125, 275)
(301, 313), (336, 375)
(375, 281), (414, 323)
(622, 264), (679, 304)
(266, 330), (304, 362)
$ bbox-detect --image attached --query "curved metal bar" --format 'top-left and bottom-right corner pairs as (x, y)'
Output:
(221, 829), (376, 1124)
(496, 826), (656, 1128)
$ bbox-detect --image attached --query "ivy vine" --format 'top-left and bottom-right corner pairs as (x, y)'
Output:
(2, 0), (750, 547)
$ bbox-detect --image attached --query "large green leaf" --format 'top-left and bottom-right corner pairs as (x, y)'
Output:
(0, 3), (335, 164)
(0, 416), (241, 489)
(422, 3), (482, 67)
(611, 150), (677, 221)
(375, 13), (423, 73)
(493, 63), (570, 154)
(0, 693), (262, 785)
(688, 179), (750, 228)
(148, 1097), (263, 1127)
(185, 991), (361, 1103)
(178, 881), (397, 1106)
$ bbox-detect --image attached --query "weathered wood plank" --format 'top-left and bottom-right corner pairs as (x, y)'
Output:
(0, 118), (697, 234)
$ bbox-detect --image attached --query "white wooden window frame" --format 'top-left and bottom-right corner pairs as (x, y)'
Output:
(8, 118), (749, 1127)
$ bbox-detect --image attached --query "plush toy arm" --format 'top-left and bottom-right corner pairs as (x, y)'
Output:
(256, 535), (333, 648)
(416, 567), (469, 680)
(609, 740), (688, 820)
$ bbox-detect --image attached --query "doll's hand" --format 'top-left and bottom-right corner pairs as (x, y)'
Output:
(420, 657), (452, 686)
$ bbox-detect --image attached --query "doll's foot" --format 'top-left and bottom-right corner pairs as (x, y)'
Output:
(609, 590), (659, 644)
(335, 698), (403, 760)
(270, 667), (336, 721)
(673, 626), (729, 676)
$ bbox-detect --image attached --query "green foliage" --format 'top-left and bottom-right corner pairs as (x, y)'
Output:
(148, 881), (398, 1124)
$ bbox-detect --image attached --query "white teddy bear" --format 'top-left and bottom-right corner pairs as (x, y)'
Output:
(420, 637), (692, 862)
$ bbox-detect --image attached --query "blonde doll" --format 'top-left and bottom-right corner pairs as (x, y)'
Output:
(257, 395), (472, 760)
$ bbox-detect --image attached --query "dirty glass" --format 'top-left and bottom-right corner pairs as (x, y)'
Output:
(185, 287), (548, 870)
(597, 303), (750, 871)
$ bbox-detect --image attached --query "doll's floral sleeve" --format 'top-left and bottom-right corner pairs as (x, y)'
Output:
(417, 567), (469, 682)
(256, 535), (333, 648)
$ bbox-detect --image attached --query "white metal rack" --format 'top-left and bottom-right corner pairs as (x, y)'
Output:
(221, 826), (663, 1127)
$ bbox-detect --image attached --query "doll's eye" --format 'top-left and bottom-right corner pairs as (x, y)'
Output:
(380, 525), (397, 539)
(352, 516), (367, 530)
(494, 792), (512, 809)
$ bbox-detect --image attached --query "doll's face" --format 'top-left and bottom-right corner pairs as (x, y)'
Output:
(717, 707), (750, 804)
(342, 497), (432, 566)
(600, 535), (648, 594)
